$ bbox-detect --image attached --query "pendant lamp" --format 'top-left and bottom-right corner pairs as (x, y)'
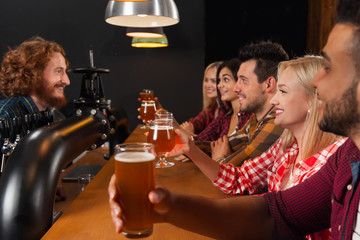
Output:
(114, 0), (149, 1)
(126, 27), (165, 38)
(105, 0), (179, 28)
(131, 35), (168, 48)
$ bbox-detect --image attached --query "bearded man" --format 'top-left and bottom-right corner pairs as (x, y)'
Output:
(0, 36), (70, 140)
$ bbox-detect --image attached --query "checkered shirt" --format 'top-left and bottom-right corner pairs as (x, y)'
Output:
(214, 137), (345, 240)
(224, 106), (284, 166)
(194, 111), (251, 141)
(264, 138), (360, 239)
(188, 102), (218, 134)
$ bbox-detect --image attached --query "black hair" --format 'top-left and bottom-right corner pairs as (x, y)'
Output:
(238, 41), (289, 83)
(216, 58), (241, 111)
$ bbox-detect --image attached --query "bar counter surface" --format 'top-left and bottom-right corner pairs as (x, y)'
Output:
(42, 125), (228, 240)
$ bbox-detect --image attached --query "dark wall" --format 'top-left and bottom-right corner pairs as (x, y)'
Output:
(0, 0), (205, 131)
(205, 0), (308, 64)
(0, 0), (308, 132)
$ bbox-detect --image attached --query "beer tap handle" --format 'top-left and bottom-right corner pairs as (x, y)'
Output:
(0, 119), (11, 174)
(32, 113), (41, 130)
(0, 119), (10, 139)
(23, 114), (33, 134)
(12, 116), (22, 136)
(41, 110), (54, 126)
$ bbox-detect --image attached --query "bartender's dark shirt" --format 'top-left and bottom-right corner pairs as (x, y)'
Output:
(0, 96), (39, 140)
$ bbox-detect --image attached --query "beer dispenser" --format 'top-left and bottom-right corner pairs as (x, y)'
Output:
(0, 50), (128, 240)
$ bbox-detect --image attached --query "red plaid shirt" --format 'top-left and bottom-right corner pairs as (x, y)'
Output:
(214, 137), (346, 195)
(194, 111), (251, 141)
(264, 138), (360, 240)
(214, 137), (346, 240)
(188, 103), (218, 134)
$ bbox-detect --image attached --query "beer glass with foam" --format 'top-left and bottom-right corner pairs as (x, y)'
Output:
(139, 89), (154, 101)
(114, 143), (155, 238)
(147, 119), (176, 168)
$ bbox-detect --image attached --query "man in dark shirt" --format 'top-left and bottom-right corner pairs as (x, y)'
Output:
(108, 0), (360, 239)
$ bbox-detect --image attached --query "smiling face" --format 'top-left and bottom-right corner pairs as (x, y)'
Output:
(203, 67), (218, 99)
(33, 52), (70, 110)
(234, 60), (267, 114)
(311, 23), (360, 137)
(270, 67), (310, 130)
(217, 67), (238, 102)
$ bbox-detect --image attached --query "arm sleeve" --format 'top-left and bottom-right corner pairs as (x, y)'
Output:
(214, 141), (280, 195)
(263, 151), (338, 239)
(194, 113), (226, 142)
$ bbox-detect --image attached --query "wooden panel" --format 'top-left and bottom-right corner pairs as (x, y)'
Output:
(307, 0), (338, 54)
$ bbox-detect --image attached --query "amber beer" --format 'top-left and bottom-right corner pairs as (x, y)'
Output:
(139, 100), (156, 123)
(139, 91), (154, 101)
(147, 125), (176, 156)
(114, 144), (155, 238)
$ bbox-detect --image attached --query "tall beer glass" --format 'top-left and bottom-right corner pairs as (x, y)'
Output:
(139, 100), (156, 129)
(114, 143), (155, 238)
(147, 119), (176, 168)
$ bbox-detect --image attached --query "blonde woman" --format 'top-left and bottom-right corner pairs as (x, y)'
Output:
(180, 61), (223, 135)
(169, 55), (345, 240)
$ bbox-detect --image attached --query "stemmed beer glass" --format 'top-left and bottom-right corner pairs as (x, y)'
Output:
(147, 118), (176, 168)
(139, 89), (156, 129)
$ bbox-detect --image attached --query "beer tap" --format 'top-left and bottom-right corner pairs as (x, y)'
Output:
(40, 110), (54, 126)
(0, 119), (11, 173)
(12, 116), (22, 149)
(32, 113), (41, 130)
(23, 114), (33, 134)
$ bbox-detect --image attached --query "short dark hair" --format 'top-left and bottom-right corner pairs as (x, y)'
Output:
(337, 0), (360, 76)
(337, 0), (360, 24)
(238, 41), (289, 83)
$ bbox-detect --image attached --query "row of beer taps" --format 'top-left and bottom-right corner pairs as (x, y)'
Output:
(0, 110), (54, 174)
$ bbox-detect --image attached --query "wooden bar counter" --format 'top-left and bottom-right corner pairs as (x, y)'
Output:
(42, 126), (228, 240)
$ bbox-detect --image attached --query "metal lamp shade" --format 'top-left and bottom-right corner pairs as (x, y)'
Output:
(126, 27), (165, 38)
(114, 0), (150, 2)
(105, 0), (179, 27)
(131, 35), (168, 48)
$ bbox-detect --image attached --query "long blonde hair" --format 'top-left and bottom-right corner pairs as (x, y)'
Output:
(202, 61), (223, 110)
(279, 55), (341, 159)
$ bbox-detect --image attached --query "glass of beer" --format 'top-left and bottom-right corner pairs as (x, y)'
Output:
(114, 143), (156, 238)
(140, 89), (154, 101)
(155, 110), (173, 120)
(139, 100), (157, 129)
(147, 119), (176, 168)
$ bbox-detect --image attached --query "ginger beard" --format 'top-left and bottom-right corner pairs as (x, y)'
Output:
(34, 79), (67, 109)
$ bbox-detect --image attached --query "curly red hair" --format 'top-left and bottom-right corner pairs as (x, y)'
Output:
(0, 36), (68, 97)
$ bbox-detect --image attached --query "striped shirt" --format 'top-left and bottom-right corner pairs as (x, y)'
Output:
(0, 96), (39, 140)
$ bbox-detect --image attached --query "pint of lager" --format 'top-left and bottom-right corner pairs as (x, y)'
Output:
(114, 143), (155, 238)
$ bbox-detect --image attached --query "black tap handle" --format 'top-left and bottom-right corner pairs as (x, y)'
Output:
(23, 114), (33, 133)
(0, 119), (10, 139)
(12, 117), (22, 135)
(32, 113), (40, 130)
